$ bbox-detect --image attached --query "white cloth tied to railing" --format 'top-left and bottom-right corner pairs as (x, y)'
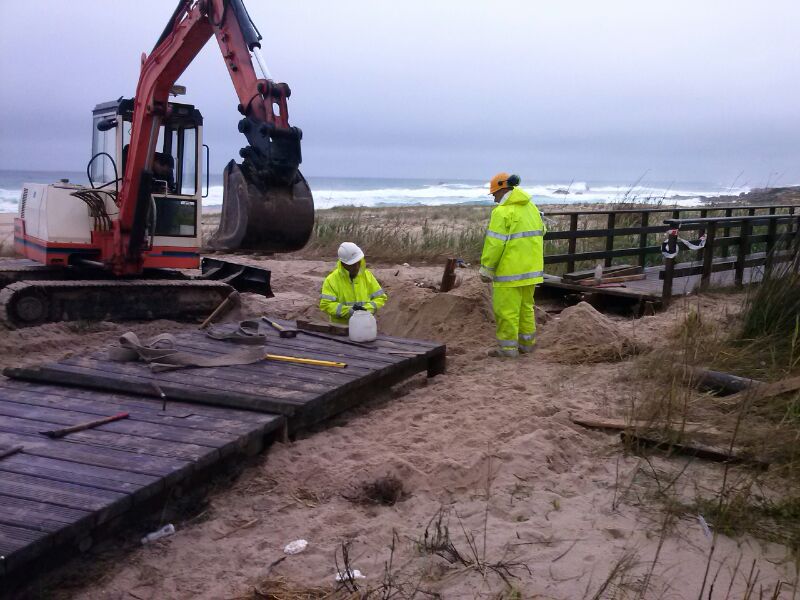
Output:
(661, 228), (707, 259)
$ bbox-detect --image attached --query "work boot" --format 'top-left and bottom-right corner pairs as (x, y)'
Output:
(519, 344), (537, 355)
(487, 348), (519, 358)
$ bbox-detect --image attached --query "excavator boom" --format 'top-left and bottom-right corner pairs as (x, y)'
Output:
(113, 0), (313, 274)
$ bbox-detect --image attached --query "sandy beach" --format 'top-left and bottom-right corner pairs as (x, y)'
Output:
(1, 246), (795, 598)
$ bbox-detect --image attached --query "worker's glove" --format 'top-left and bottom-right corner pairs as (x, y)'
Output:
(351, 303), (366, 311)
(478, 266), (494, 284)
(479, 274), (493, 283)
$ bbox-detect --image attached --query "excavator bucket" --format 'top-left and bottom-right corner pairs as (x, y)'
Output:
(206, 160), (314, 253)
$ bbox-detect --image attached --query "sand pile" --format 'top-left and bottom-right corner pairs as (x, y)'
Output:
(538, 301), (637, 363)
(378, 273), (494, 345)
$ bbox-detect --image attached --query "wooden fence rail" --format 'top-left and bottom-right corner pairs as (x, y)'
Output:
(660, 214), (800, 301)
(542, 204), (798, 275)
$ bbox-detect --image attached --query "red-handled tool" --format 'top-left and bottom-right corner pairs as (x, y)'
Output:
(40, 412), (130, 439)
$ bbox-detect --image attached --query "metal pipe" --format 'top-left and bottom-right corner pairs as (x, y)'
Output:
(74, 258), (106, 269)
(253, 47), (273, 80)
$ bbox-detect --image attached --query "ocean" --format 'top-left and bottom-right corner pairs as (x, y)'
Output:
(0, 169), (748, 214)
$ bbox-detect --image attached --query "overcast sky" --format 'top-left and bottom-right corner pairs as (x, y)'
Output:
(1, 0), (798, 186)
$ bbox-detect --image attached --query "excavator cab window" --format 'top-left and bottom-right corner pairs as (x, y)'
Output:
(90, 113), (119, 184)
(150, 123), (199, 237)
(154, 198), (196, 237)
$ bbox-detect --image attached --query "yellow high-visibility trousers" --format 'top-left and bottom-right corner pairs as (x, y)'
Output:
(492, 284), (536, 356)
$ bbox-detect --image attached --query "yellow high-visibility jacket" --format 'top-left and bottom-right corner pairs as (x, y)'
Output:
(319, 259), (388, 324)
(479, 187), (545, 287)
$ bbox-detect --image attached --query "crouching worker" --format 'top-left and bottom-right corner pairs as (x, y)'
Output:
(320, 242), (388, 324)
(480, 173), (545, 358)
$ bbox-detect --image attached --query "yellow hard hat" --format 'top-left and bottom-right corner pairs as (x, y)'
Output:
(489, 172), (519, 194)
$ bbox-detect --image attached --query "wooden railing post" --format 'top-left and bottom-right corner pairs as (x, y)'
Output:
(638, 211), (649, 267)
(765, 207), (777, 272)
(700, 222), (716, 291)
(567, 213), (578, 274)
(795, 215), (800, 272)
(604, 213), (615, 268)
(735, 218), (751, 287)
(696, 209), (708, 265)
(662, 229), (678, 303)
(721, 208), (733, 258)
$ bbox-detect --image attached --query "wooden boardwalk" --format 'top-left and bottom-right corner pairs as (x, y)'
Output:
(0, 319), (446, 588)
(542, 262), (769, 304)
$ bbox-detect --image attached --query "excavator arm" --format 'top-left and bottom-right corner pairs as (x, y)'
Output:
(112, 0), (313, 275)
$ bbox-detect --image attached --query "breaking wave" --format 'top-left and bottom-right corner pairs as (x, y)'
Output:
(0, 177), (749, 214)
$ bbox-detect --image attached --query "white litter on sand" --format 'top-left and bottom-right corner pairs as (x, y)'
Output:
(283, 539), (308, 555)
(335, 569), (365, 581)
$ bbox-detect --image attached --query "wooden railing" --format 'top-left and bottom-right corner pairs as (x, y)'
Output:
(661, 213), (800, 301)
(542, 204), (799, 275)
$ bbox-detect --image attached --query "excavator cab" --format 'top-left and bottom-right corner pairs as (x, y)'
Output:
(91, 98), (205, 268)
(90, 96), (314, 263)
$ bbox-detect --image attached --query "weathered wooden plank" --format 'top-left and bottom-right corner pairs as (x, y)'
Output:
(0, 452), (156, 489)
(161, 332), (402, 371)
(0, 431), (188, 481)
(263, 323), (437, 355)
(0, 416), (213, 464)
(0, 378), (276, 424)
(57, 357), (320, 402)
(118, 344), (365, 388)
(0, 387), (269, 436)
(291, 350), (433, 428)
(0, 401), (240, 449)
(0, 522), (51, 574)
(6, 365), (302, 416)
(0, 471), (127, 514)
(0, 521), (50, 554)
(620, 432), (770, 469)
(174, 322), (434, 364)
(0, 494), (92, 534)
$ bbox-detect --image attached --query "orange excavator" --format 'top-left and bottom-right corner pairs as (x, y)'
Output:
(0, 0), (314, 326)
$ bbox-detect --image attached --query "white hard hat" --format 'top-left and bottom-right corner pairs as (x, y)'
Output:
(337, 242), (364, 265)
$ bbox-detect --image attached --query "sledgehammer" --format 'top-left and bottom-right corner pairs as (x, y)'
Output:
(261, 316), (298, 338)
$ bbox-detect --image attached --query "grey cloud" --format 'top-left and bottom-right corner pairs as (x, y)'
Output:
(1, 0), (798, 184)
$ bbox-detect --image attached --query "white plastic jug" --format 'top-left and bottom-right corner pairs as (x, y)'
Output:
(349, 310), (377, 342)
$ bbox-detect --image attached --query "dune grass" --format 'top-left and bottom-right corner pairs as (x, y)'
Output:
(300, 206), (489, 263)
(622, 249), (800, 562)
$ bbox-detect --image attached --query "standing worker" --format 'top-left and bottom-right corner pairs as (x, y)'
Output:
(320, 242), (388, 324)
(479, 173), (545, 357)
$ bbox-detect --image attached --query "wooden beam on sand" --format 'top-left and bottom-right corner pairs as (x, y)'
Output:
(723, 374), (800, 405)
(570, 415), (718, 435)
(620, 432), (770, 470)
(579, 273), (647, 286)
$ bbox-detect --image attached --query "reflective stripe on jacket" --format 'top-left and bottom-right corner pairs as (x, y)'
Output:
(479, 187), (545, 287)
(319, 258), (388, 324)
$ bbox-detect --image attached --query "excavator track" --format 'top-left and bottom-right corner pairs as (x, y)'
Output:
(0, 259), (70, 289)
(0, 279), (233, 328)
